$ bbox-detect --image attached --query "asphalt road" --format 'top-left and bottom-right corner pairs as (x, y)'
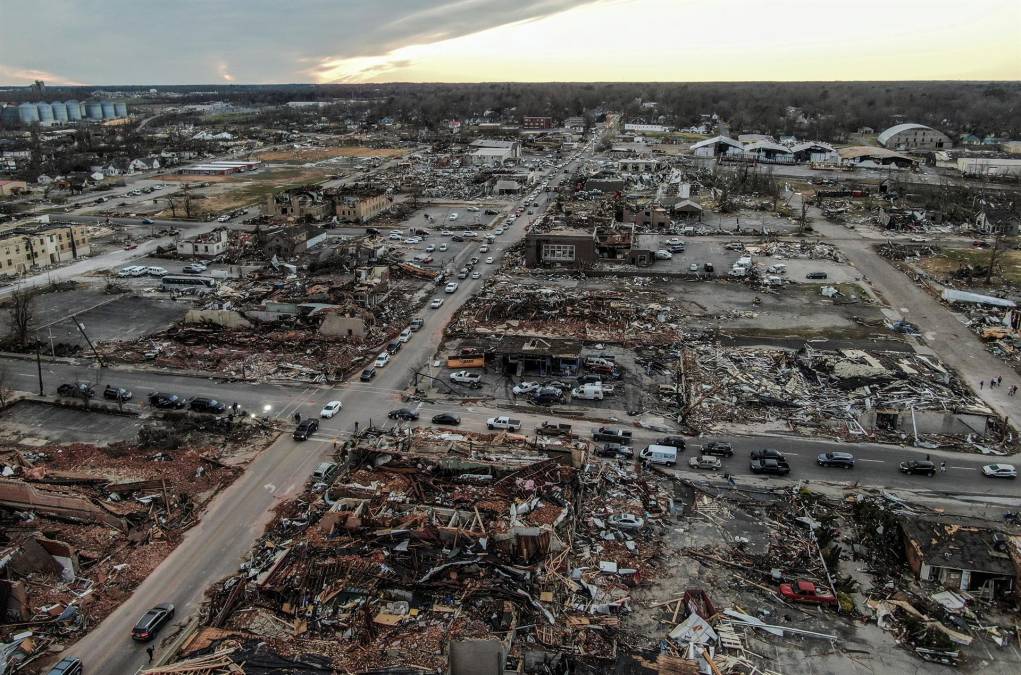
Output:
(40, 137), (596, 675)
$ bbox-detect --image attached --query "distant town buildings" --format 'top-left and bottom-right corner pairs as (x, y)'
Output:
(522, 116), (553, 130)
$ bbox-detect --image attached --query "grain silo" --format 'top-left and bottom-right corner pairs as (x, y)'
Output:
(100, 101), (116, 119)
(114, 101), (127, 118)
(36, 103), (54, 124)
(18, 102), (40, 123)
(1, 106), (21, 125)
(51, 101), (68, 122)
(65, 100), (82, 121)
(85, 101), (103, 120)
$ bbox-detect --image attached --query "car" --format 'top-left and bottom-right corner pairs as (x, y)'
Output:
(189, 397), (226, 414)
(806, 272), (828, 280)
(410, 318), (424, 331)
(689, 455), (723, 470)
(451, 235), (465, 242)
(899, 460), (936, 476)
(596, 442), (633, 458)
(103, 385), (132, 401)
(141, 218), (154, 225)
(360, 367), (376, 381)
(182, 263), (207, 274)
(750, 448), (787, 462)
(149, 392), (186, 409)
(387, 340), (402, 356)
(449, 370), (482, 385)
(440, 230), (453, 237)
(750, 458), (790, 475)
(146, 266), (168, 277)
(438, 243), (448, 251)
(117, 265), (144, 277)
(320, 400), (342, 418)
(431, 413), (462, 425)
(688, 263), (699, 273)
(374, 352), (390, 368)
(700, 442), (734, 457)
(479, 245), (489, 253)
(981, 464), (1017, 479)
(704, 262), (714, 273)
(666, 238), (682, 246)
(532, 387), (564, 405)
(469, 256), (480, 266)
(388, 408), (419, 421)
(779, 580), (838, 606)
(513, 381), (540, 395)
(57, 382), (95, 399)
(658, 436), (686, 451)
(495, 228), (504, 235)
(485, 256), (494, 264)
(449, 213), (459, 221)
(430, 297), (444, 309)
(131, 602), (175, 641)
(484, 209), (499, 215)
(655, 249), (673, 260)
(469, 270), (481, 279)
(398, 328), (413, 343)
(293, 418), (319, 440)
(817, 451), (855, 468)
(607, 513), (645, 529)
(577, 374), (602, 385)
(46, 656), (83, 675)
(388, 233), (402, 240)
(425, 244), (435, 252)
(445, 282), (459, 293)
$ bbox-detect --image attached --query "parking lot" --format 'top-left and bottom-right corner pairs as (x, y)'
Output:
(0, 400), (144, 445)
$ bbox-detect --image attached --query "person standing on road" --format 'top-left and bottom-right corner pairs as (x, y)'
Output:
(980, 380), (984, 390)
(294, 412), (301, 424)
(997, 375), (1003, 387)
(146, 647), (154, 662)
(940, 461), (947, 473)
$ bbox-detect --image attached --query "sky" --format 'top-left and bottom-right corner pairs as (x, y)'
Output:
(0, 0), (1018, 85)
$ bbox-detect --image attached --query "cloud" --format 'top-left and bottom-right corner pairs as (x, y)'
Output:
(0, 64), (84, 86)
(218, 63), (235, 82)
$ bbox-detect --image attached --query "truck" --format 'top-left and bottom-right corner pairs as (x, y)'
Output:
(487, 416), (522, 431)
(593, 427), (633, 444)
(537, 421), (572, 436)
(640, 444), (678, 466)
(571, 383), (604, 400)
(449, 370), (481, 385)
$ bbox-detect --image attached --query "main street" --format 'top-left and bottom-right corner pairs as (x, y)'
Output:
(48, 136), (598, 674)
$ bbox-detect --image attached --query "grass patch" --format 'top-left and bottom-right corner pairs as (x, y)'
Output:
(918, 247), (1021, 286)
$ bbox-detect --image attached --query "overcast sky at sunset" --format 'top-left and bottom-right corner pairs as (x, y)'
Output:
(1, 0), (1018, 85)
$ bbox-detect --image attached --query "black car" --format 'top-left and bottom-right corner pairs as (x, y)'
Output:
(131, 602), (175, 641)
(817, 452), (855, 468)
(596, 442), (634, 459)
(750, 458), (790, 475)
(577, 374), (602, 385)
(484, 209), (499, 215)
(293, 419), (319, 441)
(532, 387), (564, 405)
(388, 408), (419, 421)
(750, 448), (787, 463)
(658, 436), (686, 451)
(899, 460), (936, 476)
(57, 383), (95, 399)
(451, 235), (465, 242)
(701, 441), (734, 457)
(103, 385), (133, 401)
(703, 262), (714, 273)
(149, 392), (186, 409)
(387, 340), (401, 354)
(431, 413), (461, 425)
(46, 657), (82, 675)
(806, 272), (828, 280)
(360, 367), (376, 381)
(189, 397), (226, 414)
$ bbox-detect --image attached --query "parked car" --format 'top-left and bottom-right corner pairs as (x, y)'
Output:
(750, 449), (787, 463)
(388, 408), (419, 421)
(46, 657), (83, 675)
(320, 400), (342, 418)
(360, 367), (376, 381)
(593, 427), (633, 444)
(703, 262), (714, 273)
(982, 464), (1017, 479)
(438, 243), (448, 251)
(57, 382), (95, 399)
(899, 460), (936, 476)
(658, 436), (686, 451)
(430, 297), (444, 308)
(410, 318), (424, 331)
(655, 249), (673, 260)
(431, 413), (461, 425)
(607, 513), (645, 529)
(596, 442), (633, 459)
(182, 263), (207, 274)
(445, 282), (459, 293)
(513, 381), (540, 395)
(425, 244), (435, 252)
(312, 461), (338, 484)
(146, 266), (168, 277)
(806, 271), (828, 280)
(449, 370), (481, 385)
(817, 451), (855, 468)
(471, 271), (481, 279)
(485, 256), (494, 264)
(189, 397), (226, 414)
(701, 442), (734, 457)
(103, 385), (132, 401)
(398, 328), (413, 343)
(688, 263), (699, 273)
(131, 602), (175, 641)
(487, 416), (522, 430)
(778, 580), (837, 606)
(149, 392), (186, 409)
(292, 418), (318, 441)
(386, 340), (402, 354)
(375, 352), (391, 368)
(750, 458), (790, 475)
(117, 265), (145, 277)
(689, 455), (722, 470)
(577, 374), (602, 385)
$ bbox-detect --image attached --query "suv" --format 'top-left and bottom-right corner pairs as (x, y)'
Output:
(293, 419), (319, 441)
(149, 392), (186, 409)
(806, 271), (828, 280)
(899, 460), (936, 476)
(189, 397), (226, 414)
(388, 408), (419, 421)
(360, 367), (376, 382)
(750, 449), (787, 463)
(103, 385), (132, 401)
(750, 458), (790, 475)
(596, 443), (633, 459)
(817, 451), (855, 468)
(46, 657), (83, 675)
(57, 382), (95, 400)
(658, 436), (686, 451)
(131, 603), (175, 641)
(701, 442), (734, 457)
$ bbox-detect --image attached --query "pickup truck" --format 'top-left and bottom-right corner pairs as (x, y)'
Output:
(537, 421), (572, 436)
(449, 370), (482, 385)
(593, 427), (633, 444)
(487, 416), (522, 431)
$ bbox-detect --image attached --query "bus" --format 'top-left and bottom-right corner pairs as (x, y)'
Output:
(161, 275), (217, 291)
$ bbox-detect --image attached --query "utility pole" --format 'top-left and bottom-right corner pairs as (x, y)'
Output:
(36, 347), (43, 396)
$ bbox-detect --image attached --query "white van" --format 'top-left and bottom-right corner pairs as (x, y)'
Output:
(571, 384), (604, 400)
(448, 213), (459, 221)
(640, 444), (678, 466)
(728, 266), (747, 278)
(374, 352), (391, 368)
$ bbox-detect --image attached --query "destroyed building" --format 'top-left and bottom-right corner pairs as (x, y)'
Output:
(264, 187), (332, 222)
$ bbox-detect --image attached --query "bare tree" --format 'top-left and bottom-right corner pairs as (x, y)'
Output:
(0, 366), (12, 408)
(7, 288), (34, 347)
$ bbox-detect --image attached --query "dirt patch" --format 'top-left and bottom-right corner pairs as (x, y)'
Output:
(255, 146), (406, 162)
(153, 167), (332, 218)
(917, 247), (1021, 286)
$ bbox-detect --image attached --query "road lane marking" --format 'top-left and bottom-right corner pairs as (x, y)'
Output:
(857, 458), (885, 463)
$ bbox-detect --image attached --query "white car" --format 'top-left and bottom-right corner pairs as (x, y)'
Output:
(512, 381), (540, 395)
(655, 250), (672, 260)
(398, 328), (413, 343)
(440, 230), (453, 237)
(444, 282), (458, 293)
(466, 206), (479, 212)
(425, 244), (435, 252)
(374, 352), (390, 368)
(471, 271), (481, 279)
(485, 256), (494, 264)
(982, 464), (1017, 479)
(389, 233), (402, 240)
(448, 213), (459, 221)
(430, 297), (444, 309)
(495, 228), (504, 235)
(607, 513), (645, 529)
(438, 243), (448, 252)
(479, 245), (489, 253)
(320, 400), (342, 418)
(462, 231), (477, 238)
(118, 265), (145, 277)
(146, 266), (168, 277)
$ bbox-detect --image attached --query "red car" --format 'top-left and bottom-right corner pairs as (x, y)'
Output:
(778, 580), (837, 606)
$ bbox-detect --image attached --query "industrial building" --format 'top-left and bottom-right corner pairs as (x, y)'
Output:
(0, 222), (91, 275)
(180, 160), (262, 176)
(524, 229), (597, 267)
(468, 139), (521, 166)
(878, 123), (952, 151)
(0, 100), (128, 126)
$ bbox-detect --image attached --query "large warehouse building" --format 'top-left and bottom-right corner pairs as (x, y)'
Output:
(878, 123), (952, 151)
